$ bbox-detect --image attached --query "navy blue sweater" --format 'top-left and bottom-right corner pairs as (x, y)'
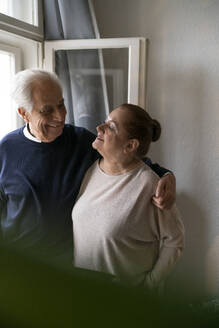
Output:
(0, 124), (169, 262)
(0, 125), (98, 260)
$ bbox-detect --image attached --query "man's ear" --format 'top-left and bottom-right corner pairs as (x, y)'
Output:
(17, 108), (30, 123)
(124, 139), (139, 154)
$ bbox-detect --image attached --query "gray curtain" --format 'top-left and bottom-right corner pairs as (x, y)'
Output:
(43, 0), (107, 134)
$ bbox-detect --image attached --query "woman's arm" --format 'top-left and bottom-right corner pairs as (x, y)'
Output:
(145, 205), (185, 289)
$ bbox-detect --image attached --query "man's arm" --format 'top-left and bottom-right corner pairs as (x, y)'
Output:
(0, 183), (6, 218)
(145, 157), (171, 177)
(144, 157), (176, 210)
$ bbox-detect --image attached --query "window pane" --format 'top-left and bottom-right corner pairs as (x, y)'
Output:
(55, 49), (108, 133)
(101, 48), (128, 111)
(54, 48), (128, 133)
(0, 0), (38, 26)
(0, 51), (15, 140)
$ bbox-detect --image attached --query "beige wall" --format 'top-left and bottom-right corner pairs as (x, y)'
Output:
(93, 0), (219, 297)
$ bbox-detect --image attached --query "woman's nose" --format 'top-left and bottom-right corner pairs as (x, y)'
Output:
(96, 123), (105, 133)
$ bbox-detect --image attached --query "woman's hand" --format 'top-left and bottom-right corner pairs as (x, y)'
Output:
(152, 174), (176, 210)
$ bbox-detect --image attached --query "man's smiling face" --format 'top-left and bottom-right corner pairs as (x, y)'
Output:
(25, 79), (66, 142)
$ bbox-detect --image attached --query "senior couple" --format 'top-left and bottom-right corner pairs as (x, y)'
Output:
(0, 69), (184, 289)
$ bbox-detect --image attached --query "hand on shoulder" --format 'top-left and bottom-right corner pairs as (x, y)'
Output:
(152, 173), (176, 210)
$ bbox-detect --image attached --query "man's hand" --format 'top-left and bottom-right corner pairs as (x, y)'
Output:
(152, 174), (176, 210)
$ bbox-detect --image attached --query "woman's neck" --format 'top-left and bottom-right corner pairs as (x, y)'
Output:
(99, 157), (142, 175)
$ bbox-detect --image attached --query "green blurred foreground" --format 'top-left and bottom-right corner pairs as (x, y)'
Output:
(0, 244), (218, 328)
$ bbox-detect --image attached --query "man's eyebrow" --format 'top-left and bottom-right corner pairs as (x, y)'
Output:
(41, 104), (52, 110)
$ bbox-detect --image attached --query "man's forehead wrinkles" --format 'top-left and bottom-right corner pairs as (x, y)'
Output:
(39, 98), (63, 107)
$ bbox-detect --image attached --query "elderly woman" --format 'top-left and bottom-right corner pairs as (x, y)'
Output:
(72, 104), (184, 288)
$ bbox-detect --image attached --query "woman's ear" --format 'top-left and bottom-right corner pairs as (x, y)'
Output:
(124, 139), (139, 154)
(17, 108), (30, 123)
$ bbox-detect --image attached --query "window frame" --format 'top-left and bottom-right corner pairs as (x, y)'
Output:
(0, 0), (43, 42)
(0, 42), (22, 136)
(44, 37), (146, 108)
(0, 42), (21, 72)
(0, 0), (43, 135)
(0, 31), (43, 131)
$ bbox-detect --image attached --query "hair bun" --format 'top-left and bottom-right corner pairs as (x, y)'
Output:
(152, 119), (161, 142)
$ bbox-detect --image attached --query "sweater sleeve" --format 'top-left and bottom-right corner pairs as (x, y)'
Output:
(145, 205), (185, 288)
(144, 157), (173, 177)
(0, 183), (6, 216)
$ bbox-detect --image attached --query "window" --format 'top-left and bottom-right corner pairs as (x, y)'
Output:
(44, 38), (146, 109)
(0, 0), (38, 26)
(0, 0), (43, 137)
(0, 44), (21, 139)
(0, 0), (43, 41)
(44, 37), (146, 133)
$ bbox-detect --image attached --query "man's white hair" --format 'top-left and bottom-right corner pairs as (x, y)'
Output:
(11, 69), (62, 112)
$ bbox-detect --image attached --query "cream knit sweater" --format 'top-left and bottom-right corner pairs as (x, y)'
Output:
(72, 160), (184, 288)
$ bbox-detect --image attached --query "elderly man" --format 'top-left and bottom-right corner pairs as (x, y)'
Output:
(0, 69), (175, 265)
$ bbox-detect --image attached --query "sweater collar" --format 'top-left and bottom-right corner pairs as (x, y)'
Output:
(23, 124), (41, 143)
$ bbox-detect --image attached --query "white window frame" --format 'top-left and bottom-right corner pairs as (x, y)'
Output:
(44, 37), (146, 108)
(0, 42), (22, 132)
(0, 0), (43, 134)
(0, 30), (43, 131)
(0, 0), (43, 42)
(0, 42), (21, 73)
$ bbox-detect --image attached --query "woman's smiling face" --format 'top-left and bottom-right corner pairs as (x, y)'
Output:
(92, 107), (131, 159)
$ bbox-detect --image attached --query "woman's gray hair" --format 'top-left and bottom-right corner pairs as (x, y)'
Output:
(11, 69), (62, 112)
